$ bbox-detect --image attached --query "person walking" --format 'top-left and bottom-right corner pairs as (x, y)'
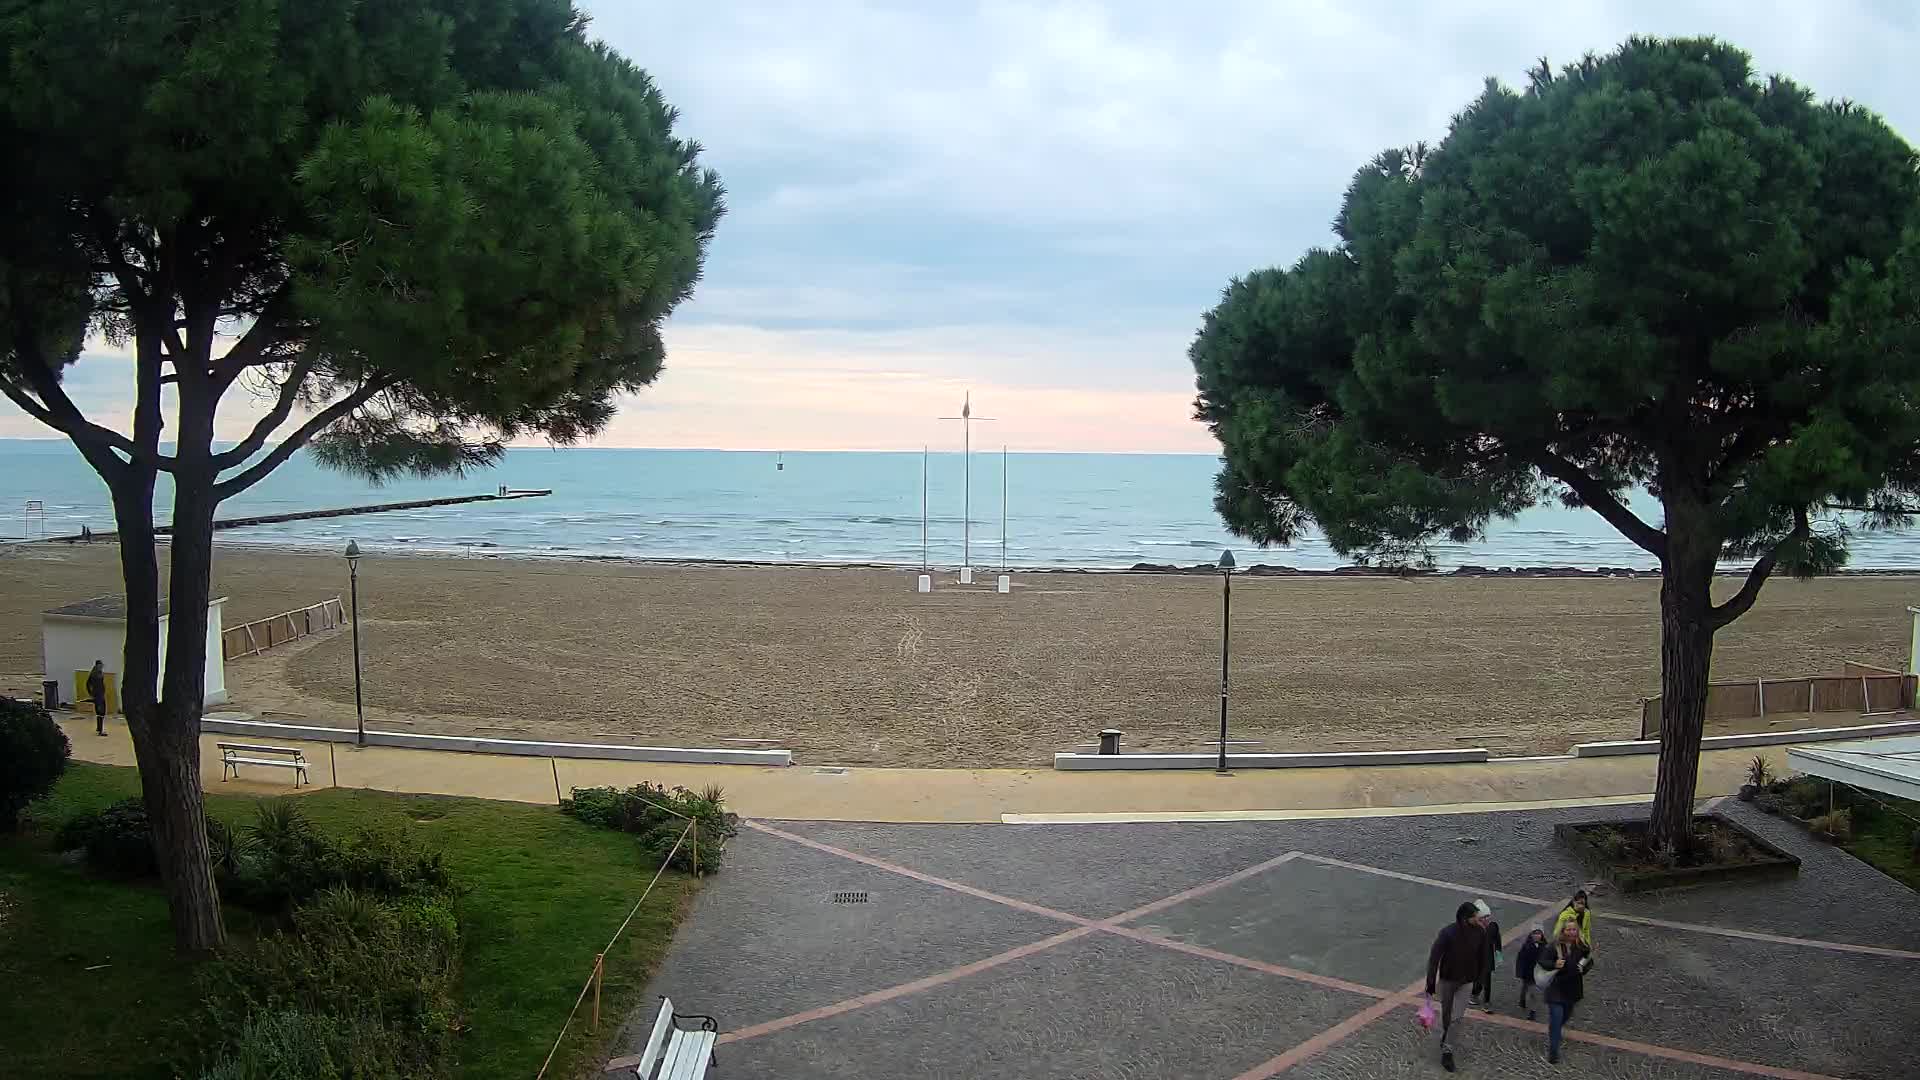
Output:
(1425, 900), (1491, 1072)
(1514, 926), (1547, 1020)
(1553, 889), (1595, 952)
(87, 660), (108, 736)
(1538, 918), (1592, 1064)
(1469, 898), (1501, 1012)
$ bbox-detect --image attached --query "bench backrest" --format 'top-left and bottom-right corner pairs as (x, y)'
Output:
(633, 998), (676, 1077)
(217, 743), (304, 757)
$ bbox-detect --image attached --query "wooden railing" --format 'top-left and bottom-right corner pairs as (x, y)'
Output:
(1637, 662), (1915, 738)
(223, 598), (345, 660)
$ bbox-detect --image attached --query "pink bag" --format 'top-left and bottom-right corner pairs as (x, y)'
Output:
(1416, 995), (1437, 1030)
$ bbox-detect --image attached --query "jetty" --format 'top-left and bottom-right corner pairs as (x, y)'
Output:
(48, 489), (553, 542)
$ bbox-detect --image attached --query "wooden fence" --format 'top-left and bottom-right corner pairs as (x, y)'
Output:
(222, 598), (345, 660)
(1638, 661), (1915, 738)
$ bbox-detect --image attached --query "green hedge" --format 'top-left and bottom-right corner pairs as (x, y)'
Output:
(0, 697), (69, 830)
(559, 782), (734, 873)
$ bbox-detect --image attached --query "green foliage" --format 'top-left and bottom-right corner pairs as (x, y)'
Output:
(197, 1011), (352, 1080)
(1192, 36), (1920, 574)
(1809, 809), (1854, 842)
(0, 698), (69, 830)
(194, 889), (461, 1079)
(57, 798), (161, 877)
(560, 782), (735, 873)
(1747, 755), (1776, 788)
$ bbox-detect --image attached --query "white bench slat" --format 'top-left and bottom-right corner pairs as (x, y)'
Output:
(633, 999), (676, 1077)
(225, 756), (306, 768)
(660, 1029), (715, 1080)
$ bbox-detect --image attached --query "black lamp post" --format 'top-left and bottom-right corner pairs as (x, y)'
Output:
(1216, 548), (1235, 774)
(345, 540), (366, 747)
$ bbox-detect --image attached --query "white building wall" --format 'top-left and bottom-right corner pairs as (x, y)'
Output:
(41, 599), (229, 709)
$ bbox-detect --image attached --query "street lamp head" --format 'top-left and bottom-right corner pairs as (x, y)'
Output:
(1218, 549), (1235, 571)
(344, 540), (361, 567)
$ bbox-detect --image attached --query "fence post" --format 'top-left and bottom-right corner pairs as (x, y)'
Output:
(590, 952), (604, 1032)
(692, 819), (700, 878)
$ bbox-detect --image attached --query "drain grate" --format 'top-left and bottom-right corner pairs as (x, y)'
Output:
(830, 891), (870, 904)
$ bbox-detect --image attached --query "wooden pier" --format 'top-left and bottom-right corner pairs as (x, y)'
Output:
(52, 489), (553, 542)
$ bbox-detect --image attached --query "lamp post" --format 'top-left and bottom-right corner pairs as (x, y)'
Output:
(345, 540), (366, 747)
(1216, 548), (1235, 774)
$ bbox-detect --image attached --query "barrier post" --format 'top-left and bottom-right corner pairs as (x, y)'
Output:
(691, 819), (700, 877)
(590, 953), (604, 1032)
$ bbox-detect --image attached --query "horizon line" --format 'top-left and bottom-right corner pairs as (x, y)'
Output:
(0, 436), (1223, 457)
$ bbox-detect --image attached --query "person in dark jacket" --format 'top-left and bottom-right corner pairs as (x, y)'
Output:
(87, 660), (107, 735)
(1537, 918), (1592, 1063)
(1425, 900), (1491, 1072)
(1514, 926), (1547, 1020)
(1469, 898), (1501, 1012)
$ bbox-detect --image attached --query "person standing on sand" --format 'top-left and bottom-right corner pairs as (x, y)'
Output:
(87, 660), (107, 735)
(1425, 900), (1491, 1072)
(1538, 918), (1592, 1064)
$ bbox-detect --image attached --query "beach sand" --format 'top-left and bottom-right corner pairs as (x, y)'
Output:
(3, 544), (1914, 767)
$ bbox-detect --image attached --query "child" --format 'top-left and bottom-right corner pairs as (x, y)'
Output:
(1514, 926), (1547, 1020)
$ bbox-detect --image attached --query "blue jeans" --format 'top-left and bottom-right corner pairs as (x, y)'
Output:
(1548, 1001), (1575, 1057)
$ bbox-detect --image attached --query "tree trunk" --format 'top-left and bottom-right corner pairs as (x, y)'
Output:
(1649, 528), (1718, 854)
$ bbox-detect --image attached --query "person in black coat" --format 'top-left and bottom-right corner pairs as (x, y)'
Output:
(1469, 899), (1501, 1011)
(1514, 926), (1547, 1020)
(1537, 918), (1592, 1064)
(1425, 900), (1492, 1072)
(87, 660), (107, 735)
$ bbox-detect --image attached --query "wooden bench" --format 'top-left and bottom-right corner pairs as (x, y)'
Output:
(217, 742), (310, 787)
(631, 997), (717, 1080)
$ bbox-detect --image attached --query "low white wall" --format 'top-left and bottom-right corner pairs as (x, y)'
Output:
(1053, 748), (1490, 771)
(1574, 718), (1920, 758)
(199, 715), (792, 766)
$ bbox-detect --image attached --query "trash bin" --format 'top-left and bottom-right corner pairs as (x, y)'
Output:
(42, 679), (61, 710)
(1098, 729), (1122, 755)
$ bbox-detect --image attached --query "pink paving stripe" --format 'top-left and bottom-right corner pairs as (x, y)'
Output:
(719, 926), (1095, 1044)
(1228, 994), (1407, 1080)
(1296, 852), (1920, 960)
(1102, 924), (1391, 999)
(1114, 850), (1302, 923)
(744, 821), (1098, 927)
(1462, 1008), (1844, 1080)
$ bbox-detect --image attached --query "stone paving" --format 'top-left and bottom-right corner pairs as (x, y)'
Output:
(628, 800), (1919, 1079)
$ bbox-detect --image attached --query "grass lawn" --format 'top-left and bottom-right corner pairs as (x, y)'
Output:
(1842, 794), (1920, 892)
(0, 763), (698, 1079)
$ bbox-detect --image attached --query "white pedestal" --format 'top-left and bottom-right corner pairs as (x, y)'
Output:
(996, 574), (1010, 593)
(959, 567), (974, 585)
(916, 574), (931, 593)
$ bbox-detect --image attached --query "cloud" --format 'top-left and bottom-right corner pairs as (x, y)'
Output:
(9, 3), (1919, 453)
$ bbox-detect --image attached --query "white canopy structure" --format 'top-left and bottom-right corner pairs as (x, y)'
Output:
(1788, 736), (1920, 802)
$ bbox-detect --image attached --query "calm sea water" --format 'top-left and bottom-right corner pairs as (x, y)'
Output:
(0, 440), (1913, 570)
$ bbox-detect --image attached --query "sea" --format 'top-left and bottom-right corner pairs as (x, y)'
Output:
(1, 440), (1914, 571)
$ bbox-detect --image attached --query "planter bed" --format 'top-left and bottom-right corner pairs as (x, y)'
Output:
(1554, 814), (1800, 894)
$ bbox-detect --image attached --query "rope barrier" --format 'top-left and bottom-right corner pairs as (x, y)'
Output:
(532, 818), (694, 1080)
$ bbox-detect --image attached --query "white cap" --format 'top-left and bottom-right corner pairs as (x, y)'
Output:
(1473, 899), (1492, 917)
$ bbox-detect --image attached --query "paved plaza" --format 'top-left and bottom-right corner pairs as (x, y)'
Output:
(629, 800), (1918, 1079)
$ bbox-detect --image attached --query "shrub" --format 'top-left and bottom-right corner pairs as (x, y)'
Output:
(560, 782), (736, 873)
(196, 890), (460, 1079)
(222, 802), (453, 911)
(0, 697), (70, 830)
(58, 798), (160, 876)
(1808, 809), (1853, 842)
(198, 1011), (349, 1080)
(1745, 755), (1775, 789)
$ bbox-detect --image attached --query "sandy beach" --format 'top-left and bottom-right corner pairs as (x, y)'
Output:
(3, 543), (1914, 767)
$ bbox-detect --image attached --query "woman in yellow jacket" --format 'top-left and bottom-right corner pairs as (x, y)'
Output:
(1553, 889), (1594, 951)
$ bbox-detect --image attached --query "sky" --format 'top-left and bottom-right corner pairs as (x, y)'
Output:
(6, 0), (1920, 453)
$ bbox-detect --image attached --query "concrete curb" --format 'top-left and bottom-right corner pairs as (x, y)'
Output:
(1574, 718), (1920, 758)
(1052, 748), (1489, 771)
(198, 715), (792, 766)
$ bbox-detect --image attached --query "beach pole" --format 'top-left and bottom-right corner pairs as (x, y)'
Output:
(1001, 445), (1007, 570)
(940, 394), (994, 583)
(922, 446), (929, 571)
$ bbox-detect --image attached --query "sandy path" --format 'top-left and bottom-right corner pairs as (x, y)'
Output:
(3, 544), (1914, 767)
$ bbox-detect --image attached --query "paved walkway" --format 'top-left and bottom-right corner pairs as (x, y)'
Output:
(64, 712), (1791, 822)
(631, 801), (1917, 1079)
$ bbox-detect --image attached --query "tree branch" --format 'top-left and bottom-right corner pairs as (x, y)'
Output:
(213, 375), (399, 500)
(6, 331), (170, 471)
(1710, 507), (1808, 630)
(1535, 451), (1668, 557)
(210, 351), (319, 469)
